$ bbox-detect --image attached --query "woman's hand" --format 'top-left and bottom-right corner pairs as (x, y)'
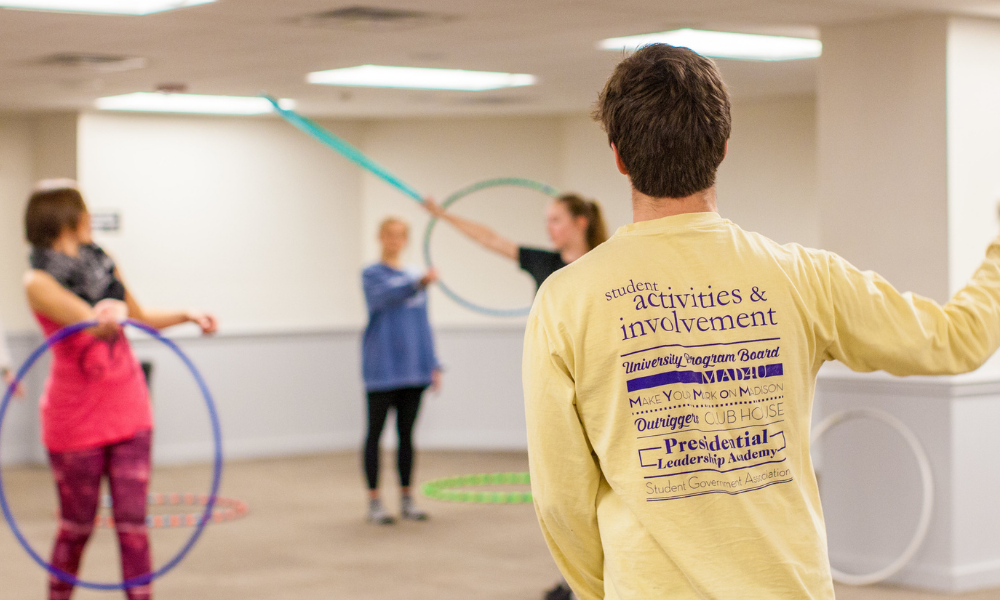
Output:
(420, 269), (439, 288)
(95, 299), (128, 323)
(91, 299), (127, 338)
(3, 370), (25, 399)
(422, 198), (447, 219)
(187, 311), (218, 335)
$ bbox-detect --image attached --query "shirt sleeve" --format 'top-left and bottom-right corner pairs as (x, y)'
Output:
(523, 295), (605, 600)
(518, 246), (534, 271)
(820, 237), (1000, 375)
(362, 267), (421, 314)
(519, 247), (565, 289)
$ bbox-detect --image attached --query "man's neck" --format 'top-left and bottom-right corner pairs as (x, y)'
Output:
(632, 186), (718, 223)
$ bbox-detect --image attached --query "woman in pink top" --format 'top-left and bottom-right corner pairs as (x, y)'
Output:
(22, 181), (217, 600)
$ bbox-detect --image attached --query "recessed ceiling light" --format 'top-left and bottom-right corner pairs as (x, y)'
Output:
(307, 65), (537, 91)
(599, 28), (822, 61)
(0, 0), (214, 15)
(96, 93), (296, 115)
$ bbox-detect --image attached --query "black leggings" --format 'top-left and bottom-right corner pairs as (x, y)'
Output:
(363, 386), (425, 490)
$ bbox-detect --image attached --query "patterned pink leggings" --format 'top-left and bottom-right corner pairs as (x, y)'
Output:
(47, 430), (153, 600)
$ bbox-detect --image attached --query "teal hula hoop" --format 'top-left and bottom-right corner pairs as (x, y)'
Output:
(422, 178), (560, 318)
(265, 96), (561, 318)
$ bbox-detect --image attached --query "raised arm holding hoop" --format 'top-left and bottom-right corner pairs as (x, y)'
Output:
(266, 96), (607, 316)
(422, 192), (608, 290)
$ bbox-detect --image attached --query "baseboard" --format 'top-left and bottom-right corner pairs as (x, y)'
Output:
(419, 430), (528, 450)
(949, 557), (1000, 592)
(830, 553), (1000, 592)
(153, 431), (362, 465)
(4, 430), (529, 468)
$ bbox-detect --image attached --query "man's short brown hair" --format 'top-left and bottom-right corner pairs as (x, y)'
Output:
(594, 44), (732, 199)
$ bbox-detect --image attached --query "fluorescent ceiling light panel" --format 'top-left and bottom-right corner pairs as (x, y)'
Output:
(599, 28), (822, 61)
(0, 0), (213, 15)
(96, 93), (296, 115)
(307, 65), (537, 91)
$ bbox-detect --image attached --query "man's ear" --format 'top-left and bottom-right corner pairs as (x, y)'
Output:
(612, 144), (628, 175)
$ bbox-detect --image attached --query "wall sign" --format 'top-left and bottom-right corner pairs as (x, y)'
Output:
(90, 211), (121, 232)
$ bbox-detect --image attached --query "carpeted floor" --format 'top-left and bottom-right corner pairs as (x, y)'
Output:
(1, 451), (998, 599)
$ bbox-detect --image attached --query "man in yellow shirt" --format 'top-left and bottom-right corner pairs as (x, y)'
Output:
(522, 43), (1000, 599)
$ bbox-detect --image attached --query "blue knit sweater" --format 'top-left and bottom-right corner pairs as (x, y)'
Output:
(361, 263), (440, 392)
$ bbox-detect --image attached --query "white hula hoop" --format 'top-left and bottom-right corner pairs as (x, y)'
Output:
(811, 408), (934, 586)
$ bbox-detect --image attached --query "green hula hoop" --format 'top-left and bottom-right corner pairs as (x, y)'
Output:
(423, 178), (561, 318)
(422, 472), (533, 504)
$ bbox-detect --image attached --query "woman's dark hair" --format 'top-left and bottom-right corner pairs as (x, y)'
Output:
(558, 193), (608, 251)
(593, 43), (731, 199)
(24, 186), (88, 248)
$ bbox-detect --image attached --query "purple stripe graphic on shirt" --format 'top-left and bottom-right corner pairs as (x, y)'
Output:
(626, 363), (784, 392)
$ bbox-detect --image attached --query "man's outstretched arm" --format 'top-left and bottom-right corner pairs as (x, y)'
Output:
(820, 237), (1000, 375)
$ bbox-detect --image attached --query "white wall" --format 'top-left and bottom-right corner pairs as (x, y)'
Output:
(73, 102), (818, 333)
(0, 116), (35, 331)
(360, 115), (561, 327)
(1, 98), (819, 463)
(944, 17), (1000, 587)
(78, 112), (367, 333)
(361, 104), (819, 327)
(718, 96), (819, 247)
(0, 113), (76, 466)
(817, 16), (950, 303)
(32, 113), (77, 182)
(947, 18), (1000, 295)
(0, 112), (77, 330)
(813, 16), (1000, 591)
(557, 114), (633, 235)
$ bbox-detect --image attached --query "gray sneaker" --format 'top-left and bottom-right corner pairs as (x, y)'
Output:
(400, 496), (429, 521)
(367, 499), (395, 525)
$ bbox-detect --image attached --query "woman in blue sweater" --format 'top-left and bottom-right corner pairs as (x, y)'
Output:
(361, 217), (441, 525)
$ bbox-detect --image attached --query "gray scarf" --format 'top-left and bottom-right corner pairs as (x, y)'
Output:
(29, 244), (126, 306)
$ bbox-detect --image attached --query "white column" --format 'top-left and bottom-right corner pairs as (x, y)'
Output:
(816, 15), (1000, 592)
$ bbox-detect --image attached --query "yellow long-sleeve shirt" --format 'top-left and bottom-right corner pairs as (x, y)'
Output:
(523, 212), (1000, 599)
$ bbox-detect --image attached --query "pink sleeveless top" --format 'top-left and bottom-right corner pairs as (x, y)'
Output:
(36, 313), (153, 452)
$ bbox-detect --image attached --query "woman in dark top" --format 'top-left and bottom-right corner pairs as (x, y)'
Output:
(422, 193), (608, 289)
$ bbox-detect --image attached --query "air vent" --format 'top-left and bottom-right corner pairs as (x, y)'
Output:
(457, 94), (534, 106)
(296, 5), (457, 31)
(34, 53), (147, 73)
